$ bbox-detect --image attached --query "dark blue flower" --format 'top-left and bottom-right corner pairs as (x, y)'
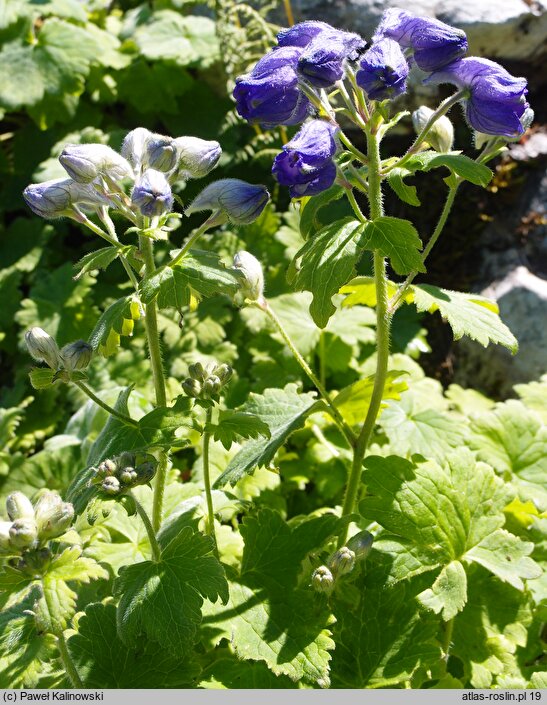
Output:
(356, 38), (409, 100)
(272, 120), (338, 198)
(374, 8), (467, 72)
(233, 47), (310, 128)
(131, 169), (173, 217)
(298, 29), (366, 88)
(277, 21), (333, 48)
(186, 179), (270, 224)
(427, 57), (529, 137)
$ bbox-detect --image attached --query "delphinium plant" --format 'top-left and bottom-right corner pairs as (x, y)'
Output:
(1, 6), (544, 691)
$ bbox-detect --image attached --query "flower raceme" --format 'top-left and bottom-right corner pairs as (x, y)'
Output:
(356, 38), (409, 100)
(427, 57), (529, 137)
(272, 120), (338, 198)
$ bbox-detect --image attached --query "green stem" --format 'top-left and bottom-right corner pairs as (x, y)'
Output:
(442, 617), (455, 661)
(74, 210), (119, 247)
(73, 380), (137, 426)
(339, 128), (390, 544)
(319, 331), (326, 388)
(335, 80), (368, 130)
(131, 492), (161, 562)
(98, 208), (140, 291)
(338, 130), (368, 165)
(346, 188), (367, 222)
(168, 214), (224, 269)
(202, 406), (218, 555)
(382, 89), (467, 175)
(347, 67), (371, 122)
(261, 301), (357, 447)
(389, 182), (460, 313)
(139, 234), (168, 532)
(57, 632), (83, 688)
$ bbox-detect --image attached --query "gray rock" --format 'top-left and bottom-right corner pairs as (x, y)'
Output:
(287, 0), (547, 66)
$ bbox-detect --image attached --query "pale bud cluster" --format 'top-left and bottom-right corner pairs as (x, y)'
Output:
(311, 530), (373, 594)
(0, 490), (74, 556)
(182, 361), (233, 402)
(25, 327), (92, 373)
(93, 452), (158, 496)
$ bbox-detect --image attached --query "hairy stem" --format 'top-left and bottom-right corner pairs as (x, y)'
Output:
(98, 208), (140, 290)
(389, 182), (460, 313)
(260, 300), (357, 447)
(73, 380), (137, 427)
(339, 127), (390, 544)
(202, 406), (218, 555)
(57, 632), (83, 688)
(139, 234), (168, 531)
(442, 617), (455, 661)
(168, 214), (225, 269)
(131, 492), (161, 562)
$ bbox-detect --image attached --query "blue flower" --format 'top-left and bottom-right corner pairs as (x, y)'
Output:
(427, 58), (529, 137)
(374, 8), (467, 72)
(298, 28), (366, 88)
(131, 169), (173, 217)
(186, 179), (270, 224)
(233, 47), (310, 128)
(277, 21), (333, 48)
(356, 38), (409, 100)
(272, 120), (338, 198)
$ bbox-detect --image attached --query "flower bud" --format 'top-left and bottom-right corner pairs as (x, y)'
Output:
(203, 375), (221, 397)
(182, 378), (202, 398)
(23, 179), (76, 219)
(38, 501), (74, 541)
(9, 519), (38, 549)
(186, 179), (269, 225)
(233, 251), (264, 302)
(188, 362), (207, 382)
(311, 565), (334, 594)
(25, 327), (61, 369)
(34, 491), (63, 534)
(135, 461), (156, 485)
(347, 530), (374, 561)
(0, 521), (13, 553)
(118, 451), (136, 470)
(102, 476), (121, 495)
(214, 363), (233, 385)
(131, 169), (173, 217)
(60, 340), (93, 372)
(121, 127), (153, 171)
(145, 136), (179, 173)
(59, 143), (133, 184)
(97, 458), (117, 478)
(173, 137), (222, 179)
(412, 106), (454, 153)
(119, 467), (138, 485)
(6, 492), (35, 522)
(328, 547), (356, 576)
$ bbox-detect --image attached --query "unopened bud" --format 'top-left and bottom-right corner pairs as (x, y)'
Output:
(23, 179), (76, 219)
(118, 452), (136, 470)
(214, 363), (233, 384)
(131, 169), (173, 217)
(0, 521), (12, 552)
(188, 362), (207, 381)
(135, 461), (156, 485)
(174, 137), (222, 179)
(328, 547), (355, 576)
(6, 492), (35, 522)
(347, 530), (373, 561)
(121, 127), (153, 171)
(60, 340), (93, 371)
(182, 378), (202, 397)
(59, 143), (133, 184)
(119, 467), (138, 485)
(233, 251), (264, 302)
(97, 459), (117, 478)
(38, 501), (74, 541)
(412, 106), (454, 153)
(102, 476), (121, 495)
(203, 375), (221, 397)
(9, 519), (38, 549)
(145, 136), (179, 173)
(186, 179), (269, 224)
(25, 327), (61, 369)
(312, 565), (334, 594)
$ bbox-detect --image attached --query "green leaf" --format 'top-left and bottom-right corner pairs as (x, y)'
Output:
(418, 560), (467, 621)
(202, 509), (346, 685)
(114, 526), (228, 655)
(360, 451), (540, 615)
(87, 294), (140, 354)
(360, 216), (425, 275)
(340, 275), (401, 308)
(469, 400), (547, 511)
(210, 410), (271, 451)
(140, 250), (241, 311)
(387, 168), (421, 206)
(411, 283), (518, 352)
(28, 367), (55, 390)
(298, 184), (344, 239)
(329, 566), (441, 688)
(199, 655), (295, 689)
(290, 218), (364, 328)
(405, 151), (493, 188)
(213, 384), (322, 488)
(514, 374), (547, 424)
(334, 371), (408, 426)
(74, 246), (121, 280)
(68, 603), (200, 687)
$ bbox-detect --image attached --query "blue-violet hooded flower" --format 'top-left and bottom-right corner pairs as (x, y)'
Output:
(297, 28), (366, 88)
(277, 21), (334, 48)
(131, 169), (173, 217)
(427, 57), (529, 137)
(186, 179), (270, 224)
(374, 8), (467, 72)
(356, 38), (409, 100)
(272, 119), (338, 198)
(233, 47), (310, 128)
